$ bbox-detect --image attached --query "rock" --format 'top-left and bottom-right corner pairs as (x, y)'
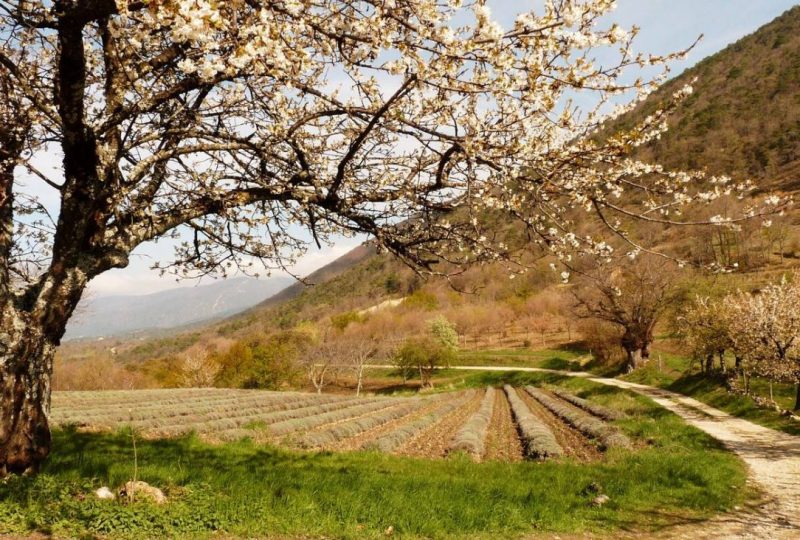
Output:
(384, 525), (394, 536)
(119, 481), (167, 504)
(591, 494), (610, 507)
(94, 486), (115, 500)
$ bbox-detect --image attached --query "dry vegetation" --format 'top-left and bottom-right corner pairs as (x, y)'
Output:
(52, 385), (631, 463)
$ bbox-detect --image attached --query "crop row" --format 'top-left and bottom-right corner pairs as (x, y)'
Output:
(549, 389), (625, 421)
(268, 398), (398, 438)
(364, 390), (479, 453)
(296, 394), (456, 449)
(51, 391), (312, 422)
(53, 392), (346, 427)
(144, 396), (386, 437)
(524, 387), (631, 450)
(503, 385), (563, 459)
(448, 387), (495, 459)
(53, 388), (244, 407)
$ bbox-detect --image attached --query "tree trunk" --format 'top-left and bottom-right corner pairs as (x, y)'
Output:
(0, 323), (57, 475)
(355, 365), (364, 397)
(704, 354), (714, 373)
(624, 348), (644, 373)
(795, 384), (800, 411)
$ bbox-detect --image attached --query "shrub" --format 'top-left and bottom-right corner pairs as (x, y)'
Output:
(331, 311), (364, 331)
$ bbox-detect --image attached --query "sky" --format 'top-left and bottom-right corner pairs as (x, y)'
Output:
(39, 0), (800, 297)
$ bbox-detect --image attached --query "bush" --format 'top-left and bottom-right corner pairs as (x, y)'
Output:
(330, 310), (364, 331)
(394, 337), (454, 387)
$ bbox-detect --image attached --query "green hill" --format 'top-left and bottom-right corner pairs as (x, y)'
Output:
(612, 5), (800, 191)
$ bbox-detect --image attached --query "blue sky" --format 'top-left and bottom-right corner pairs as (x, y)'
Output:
(86, 0), (798, 297)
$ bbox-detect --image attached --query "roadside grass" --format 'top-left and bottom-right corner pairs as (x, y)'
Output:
(0, 375), (750, 539)
(621, 352), (800, 437)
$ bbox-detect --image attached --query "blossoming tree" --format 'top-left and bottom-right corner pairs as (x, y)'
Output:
(0, 0), (781, 473)
(724, 278), (800, 410)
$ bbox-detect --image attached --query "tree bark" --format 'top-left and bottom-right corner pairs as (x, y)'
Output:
(0, 264), (90, 474)
(0, 315), (57, 475)
(355, 365), (364, 397)
(624, 348), (644, 373)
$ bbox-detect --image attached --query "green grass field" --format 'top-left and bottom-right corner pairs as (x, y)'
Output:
(454, 347), (586, 371)
(0, 374), (750, 539)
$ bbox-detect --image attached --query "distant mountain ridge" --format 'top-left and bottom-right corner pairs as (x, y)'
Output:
(65, 276), (293, 339)
(252, 243), (377, 310)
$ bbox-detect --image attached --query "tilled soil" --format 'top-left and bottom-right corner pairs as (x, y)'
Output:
(333, 396), (461, 452)
(483, 389), (524, 462)
(517, 388), (601, 461)
(398, 389), (486, 458)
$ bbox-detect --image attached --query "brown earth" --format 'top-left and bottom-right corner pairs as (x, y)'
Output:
(398, 389), (486, 458)
(483, 389), (524, 462)
(333, 396), (463, 452)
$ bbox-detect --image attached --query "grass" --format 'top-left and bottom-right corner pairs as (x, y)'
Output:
(454, 347), (586, 371)
(0, 375), (751, 539)
(621, 351), (800, 437)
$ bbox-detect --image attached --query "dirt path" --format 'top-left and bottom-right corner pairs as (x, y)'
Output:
(483, 389), (524, 462)
(594, 377), (800, 539)
(364, 364), (800, 538)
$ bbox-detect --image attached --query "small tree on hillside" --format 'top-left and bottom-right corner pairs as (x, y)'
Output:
(428, 315), (458, 366)
(394, 337), (454, 389)
(302, 336), (343, 395)
(180, 349), (219, 388)
(679, 296), (736, 373)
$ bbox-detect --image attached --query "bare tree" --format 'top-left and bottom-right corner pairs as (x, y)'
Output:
(0, 0), (780, 473)
(573, 258), (679, 373)
(302, 338), (342, 395)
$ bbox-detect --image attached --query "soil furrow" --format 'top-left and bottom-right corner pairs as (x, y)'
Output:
(483, 388), (524, 462)
(517, 389), (601, 461)
(398, 390), (486, 458)
(334, 396), (460, 451)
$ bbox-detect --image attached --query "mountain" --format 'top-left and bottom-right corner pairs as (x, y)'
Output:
(65, 276), (293, 339)
(253, 243), (377, 311)
(610, 5), (800, 191)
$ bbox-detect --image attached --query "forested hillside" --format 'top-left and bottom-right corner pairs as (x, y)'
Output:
(612, 5), (800, 190)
